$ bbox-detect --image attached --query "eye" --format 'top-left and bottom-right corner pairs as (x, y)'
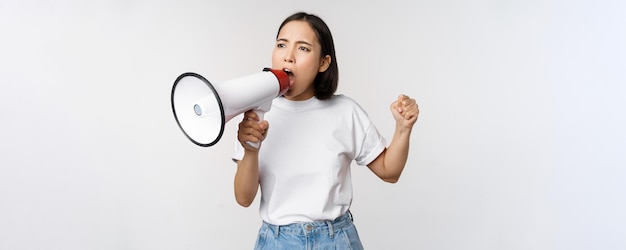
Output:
(298, 46), (310, 52)
(276, 43), (286, 48)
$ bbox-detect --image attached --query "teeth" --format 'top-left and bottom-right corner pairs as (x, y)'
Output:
(283, 68), (292, 73)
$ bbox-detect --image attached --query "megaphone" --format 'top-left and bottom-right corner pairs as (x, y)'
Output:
(171, 68), (290, 147)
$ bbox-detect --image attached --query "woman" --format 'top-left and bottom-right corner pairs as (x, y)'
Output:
(233, 12), (419, 249)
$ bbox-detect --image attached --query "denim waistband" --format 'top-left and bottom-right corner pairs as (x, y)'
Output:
(262, 211), (354, 238)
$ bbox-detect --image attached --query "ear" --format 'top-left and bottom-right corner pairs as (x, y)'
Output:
(318, 55), (331, 73)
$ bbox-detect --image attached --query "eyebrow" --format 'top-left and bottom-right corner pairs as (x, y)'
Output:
(276, 38), (313, 47)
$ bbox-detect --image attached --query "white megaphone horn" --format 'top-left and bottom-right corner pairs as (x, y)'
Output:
(171, 68), (290, 147)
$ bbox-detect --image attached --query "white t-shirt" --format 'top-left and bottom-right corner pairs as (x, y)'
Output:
(232, 95), (387, 225)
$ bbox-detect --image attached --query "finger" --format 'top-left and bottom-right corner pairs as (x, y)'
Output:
(404, 110), (418, 120)
(400, 97), (415, 108)
(258, 120), (269, 131)
(239, 128), (263, 144)
(243, 110), (259, 122)
(396, 105), (404, 113)
(397, 98), (417, 118)
(239, 120), (263, 137)
(406, 106), (420, 120)
(397, 95), (414, 111)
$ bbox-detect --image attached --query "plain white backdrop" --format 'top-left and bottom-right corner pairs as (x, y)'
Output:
(1, 0), (624, 249)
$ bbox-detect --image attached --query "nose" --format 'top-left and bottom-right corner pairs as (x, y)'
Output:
(283, 48), (295, 63)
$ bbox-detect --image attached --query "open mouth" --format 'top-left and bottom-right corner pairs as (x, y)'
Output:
(283, 68), (295, 86)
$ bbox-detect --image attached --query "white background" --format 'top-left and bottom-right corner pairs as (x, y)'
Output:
(1, 0), (624, 249)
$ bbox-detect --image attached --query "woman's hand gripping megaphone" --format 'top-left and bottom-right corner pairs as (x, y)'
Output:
(238, 101), (271, 150)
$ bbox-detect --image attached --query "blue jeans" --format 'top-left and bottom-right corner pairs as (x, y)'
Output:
(254, 211), (364, 250)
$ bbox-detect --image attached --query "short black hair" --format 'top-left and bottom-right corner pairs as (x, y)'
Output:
(277, 12), (338, 100)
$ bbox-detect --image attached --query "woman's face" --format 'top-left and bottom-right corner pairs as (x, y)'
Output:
(272, 20), (330, 101)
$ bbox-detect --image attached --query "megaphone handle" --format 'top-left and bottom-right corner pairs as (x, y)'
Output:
(245, 110), (264, 148)
(245, 101), (272, 148)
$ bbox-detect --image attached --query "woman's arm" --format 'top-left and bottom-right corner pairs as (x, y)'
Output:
(234, 152), (260, 207)
(233, 111), (268, 207)
(367, 94), (419, 183)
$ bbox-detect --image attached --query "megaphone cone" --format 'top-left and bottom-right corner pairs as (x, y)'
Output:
(171, 68), (290, 147)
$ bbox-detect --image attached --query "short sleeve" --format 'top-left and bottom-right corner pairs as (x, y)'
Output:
(354, 121), (387, 166)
